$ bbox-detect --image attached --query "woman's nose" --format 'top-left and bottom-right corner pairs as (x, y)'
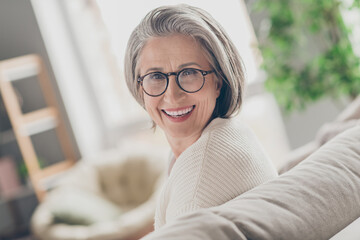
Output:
(163, 76), (185, 102)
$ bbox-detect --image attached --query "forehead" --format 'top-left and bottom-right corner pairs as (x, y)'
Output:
(137, 34), (210, 74)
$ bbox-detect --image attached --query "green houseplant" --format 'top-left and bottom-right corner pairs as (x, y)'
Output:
(251, 0), (360, 112)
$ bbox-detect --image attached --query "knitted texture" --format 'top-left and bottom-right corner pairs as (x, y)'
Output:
(154, 118), (278, 229)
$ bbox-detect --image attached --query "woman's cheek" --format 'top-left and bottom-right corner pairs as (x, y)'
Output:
(144, 98), (161, 123)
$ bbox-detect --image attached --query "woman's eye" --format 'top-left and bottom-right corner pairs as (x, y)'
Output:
(149, 73), (165, 80)
(182, 69), (197, 76)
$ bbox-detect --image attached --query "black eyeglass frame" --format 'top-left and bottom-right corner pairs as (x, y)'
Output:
(137, 68), (214, 97)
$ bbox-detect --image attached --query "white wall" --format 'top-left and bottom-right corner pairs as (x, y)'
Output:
(282, 97), (346, 149)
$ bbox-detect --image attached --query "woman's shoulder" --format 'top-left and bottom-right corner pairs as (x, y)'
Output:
(203, 117), (254, 139)
(174, 117), (260, 170)
(201, 118), (268, 161)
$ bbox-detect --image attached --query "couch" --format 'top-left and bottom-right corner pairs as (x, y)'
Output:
(142, 124), (360, 240)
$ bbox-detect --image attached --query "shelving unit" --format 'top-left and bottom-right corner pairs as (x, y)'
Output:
(0, 54), (77, 202)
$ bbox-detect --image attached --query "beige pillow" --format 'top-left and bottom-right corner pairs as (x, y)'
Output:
(48, 187), (122, 225)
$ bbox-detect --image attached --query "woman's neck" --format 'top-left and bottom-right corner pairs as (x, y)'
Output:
(166, 132), (202, 158)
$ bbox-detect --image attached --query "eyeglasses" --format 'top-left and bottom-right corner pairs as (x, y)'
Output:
(137, 68), (214, 97)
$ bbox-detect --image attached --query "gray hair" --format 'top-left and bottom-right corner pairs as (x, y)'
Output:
(124, 4), (245, 118)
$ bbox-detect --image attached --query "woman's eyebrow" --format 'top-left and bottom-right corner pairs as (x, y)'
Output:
(144, 67), (163, 73)
(144, 62), (202, 74)
(178, 62), (202, 69)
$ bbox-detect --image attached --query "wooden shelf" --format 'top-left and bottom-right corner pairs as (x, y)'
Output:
(0, 55), (38, 82)
(20, 108), (58, 136)
(35, 160), (73, 180)
(22, 107), (57, 124)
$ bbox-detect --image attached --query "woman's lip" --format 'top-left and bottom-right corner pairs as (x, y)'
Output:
(161, 105), (195, 123)
(161, 105), (194, 112)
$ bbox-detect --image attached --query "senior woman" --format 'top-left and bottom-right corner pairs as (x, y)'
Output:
(124, 4), (278, 229)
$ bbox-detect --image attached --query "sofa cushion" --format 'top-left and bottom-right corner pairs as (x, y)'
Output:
(97, 155), (159, 207)
(48, 187), (122, 225)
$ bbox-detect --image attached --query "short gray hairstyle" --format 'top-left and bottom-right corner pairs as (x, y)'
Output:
(124, 4), (245, 118)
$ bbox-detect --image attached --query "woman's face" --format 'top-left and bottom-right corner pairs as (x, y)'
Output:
(137, 34), (221, 140)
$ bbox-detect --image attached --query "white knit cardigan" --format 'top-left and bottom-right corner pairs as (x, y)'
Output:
(154, 117), (278, 229)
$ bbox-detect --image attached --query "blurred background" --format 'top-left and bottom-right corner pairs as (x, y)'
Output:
(0, 0), (359, 239)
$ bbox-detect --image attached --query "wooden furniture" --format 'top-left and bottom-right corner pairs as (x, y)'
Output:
(0, 54), (77, 201)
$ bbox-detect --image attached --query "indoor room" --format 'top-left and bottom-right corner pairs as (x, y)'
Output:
(0, 0), (359, 239)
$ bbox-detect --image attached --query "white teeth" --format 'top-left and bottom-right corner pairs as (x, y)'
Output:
(164, 106), (194, 117)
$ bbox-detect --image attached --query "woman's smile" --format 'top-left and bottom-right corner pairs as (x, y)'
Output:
(161, 105), (195, 122)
